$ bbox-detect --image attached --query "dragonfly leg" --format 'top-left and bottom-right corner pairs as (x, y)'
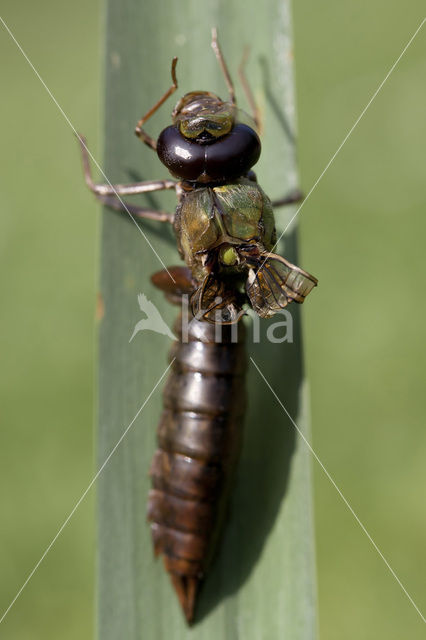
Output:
(211, 28), (236, 105)
(271, 189), (303, 208)
(238, 46), (261, 130)
(95, 194), (174, 224)
(135, 57), (178, 150)
(77, 134), (177, 197)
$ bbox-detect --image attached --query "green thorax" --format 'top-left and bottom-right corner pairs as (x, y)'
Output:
(174, 178), (276, 280)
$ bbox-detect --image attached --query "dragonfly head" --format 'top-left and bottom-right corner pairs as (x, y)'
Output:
(157, 92), (261, 183)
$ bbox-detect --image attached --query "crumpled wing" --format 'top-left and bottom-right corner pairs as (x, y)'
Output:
(190, 273), (245, 325)
(245, 252), (318, 318)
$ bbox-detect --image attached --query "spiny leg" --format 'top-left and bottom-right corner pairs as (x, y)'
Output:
(236, 46), (301, 208)
(96, 194), (173, 224)
(211, 27), (236, 105)
(244, 167), (303, 208)
(238, 46), (261, 130)
(77, 134), (177, 196)
(77, 135), (174, 223)
(78, 134), (177, 196)
(135, 57), (178, 150)
(271, 189), (304, 209)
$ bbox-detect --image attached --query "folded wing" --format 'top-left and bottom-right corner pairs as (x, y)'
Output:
(190, 273), (245, 325)
(245, 252), (318, 318)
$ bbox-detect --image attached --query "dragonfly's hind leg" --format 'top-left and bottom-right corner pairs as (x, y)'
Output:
(237, 46), (302, 208)
(271, 189), (303, 209)
(94, 194), (173, 223)
(78, 135), (177, 196)
(77, 135), (175, 223)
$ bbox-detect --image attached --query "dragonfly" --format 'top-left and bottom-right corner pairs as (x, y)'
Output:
(78, 29), (317, 624)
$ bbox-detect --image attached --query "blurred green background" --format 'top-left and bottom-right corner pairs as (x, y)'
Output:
(0, 1), (425, 638)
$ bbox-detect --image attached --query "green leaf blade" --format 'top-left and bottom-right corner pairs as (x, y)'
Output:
(98, 1), (317, 637)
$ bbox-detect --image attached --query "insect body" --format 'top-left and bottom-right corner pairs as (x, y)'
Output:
(148, 269), (247, 622)
(78, 30), (317, 624)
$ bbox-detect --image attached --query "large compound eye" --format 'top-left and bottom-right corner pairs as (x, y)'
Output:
(203, 124), (261, 181)
(157, 124), (261, 182)
(157, 126), (205, 181)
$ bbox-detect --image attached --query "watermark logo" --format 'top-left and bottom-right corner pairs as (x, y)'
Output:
(129, 294), (176, 343)
(129, 292), (294, 344)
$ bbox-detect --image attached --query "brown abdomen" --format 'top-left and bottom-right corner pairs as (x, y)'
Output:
(147, 312), (246, 623)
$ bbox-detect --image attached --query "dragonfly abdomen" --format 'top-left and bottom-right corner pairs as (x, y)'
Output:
(147, 310), (246, 623)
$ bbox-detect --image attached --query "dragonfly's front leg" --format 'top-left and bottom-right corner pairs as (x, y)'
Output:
(78, 135), (175, 223)
(134, 57), (178, 150)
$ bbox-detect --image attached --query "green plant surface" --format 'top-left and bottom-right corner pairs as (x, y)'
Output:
(294, 4), (426, 639)
(0, 1), (99, 638)
(97, 0), (316, 637)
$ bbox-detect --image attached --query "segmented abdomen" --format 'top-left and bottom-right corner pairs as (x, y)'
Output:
(147, 312), (246, 622)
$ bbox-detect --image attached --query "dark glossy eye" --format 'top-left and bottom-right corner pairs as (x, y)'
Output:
(157, 124), (261, 183)
(157, 126), (205, 181)
(203, 124), (261, 182)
